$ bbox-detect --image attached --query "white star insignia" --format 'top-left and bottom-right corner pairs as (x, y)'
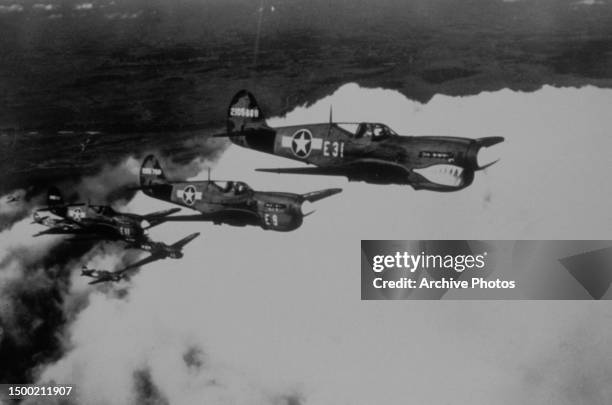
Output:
(182, 186), (197, 205)
(291, 130), (312, 157)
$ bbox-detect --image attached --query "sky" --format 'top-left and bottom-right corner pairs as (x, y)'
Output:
(11, 83), (612, 404)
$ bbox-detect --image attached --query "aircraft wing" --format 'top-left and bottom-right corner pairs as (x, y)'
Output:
(162, 209), (260, 222)
(32, 223), (87, 237)
(88, 277), (113, 285)
(171, 232), (201, 250)
(256, 159), (410, 179)
(64, 235), (111, 242)
(117, 254), (164, 274)
(301, 188), (343, 203)
(33, 228), (68, 237)
(256, 166), (350, 177)
(142, 207), (182, 229)
(143, 207), (181, 219)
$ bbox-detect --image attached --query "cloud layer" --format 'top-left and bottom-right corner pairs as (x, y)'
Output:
(24, 83), (612, 404)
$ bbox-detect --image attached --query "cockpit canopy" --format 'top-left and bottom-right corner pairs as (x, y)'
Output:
(91, 205), (116, 216)
(212, 181), (252, 195)
(337, 122), (397, 140)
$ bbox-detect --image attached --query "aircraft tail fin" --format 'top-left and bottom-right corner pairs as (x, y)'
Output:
(221, 90), (277, 153)
(47, 187), (64, 206)
(140, 155), (168, 187)
(171, 232), (201, 250)
(227, 90), (269, 133)
(300, 188), (343, 203)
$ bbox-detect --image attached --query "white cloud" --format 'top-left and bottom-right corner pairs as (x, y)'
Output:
(105, 11), (142, 20)
(35, 84), (612, 405)
(0, 4), (24, 13)
(74, 3), (93, 11)
(32, 3), (56, 11)
(573, 0), (605, 5)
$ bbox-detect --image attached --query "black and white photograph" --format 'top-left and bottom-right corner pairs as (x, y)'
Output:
(1, 0), (612, 403)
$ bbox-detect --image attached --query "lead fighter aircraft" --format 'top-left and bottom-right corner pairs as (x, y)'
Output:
(139, 155), (341, 231)
(218, 90), (504, 191)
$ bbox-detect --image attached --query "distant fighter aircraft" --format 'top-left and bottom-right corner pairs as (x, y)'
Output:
(218, 90), (504, 191)
(80, 232), (200, 284)
(5, 194), (20, 203)
(32, 187), (180, 250)
(81, 266), (125, 284)
(139, 155), (342, 231)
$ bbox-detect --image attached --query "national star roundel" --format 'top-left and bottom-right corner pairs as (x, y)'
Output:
(181, 185), (197, 206)
(291, 129), (313, 158)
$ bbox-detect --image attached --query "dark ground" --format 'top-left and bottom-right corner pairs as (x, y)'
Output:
(1, 0), (611, 194)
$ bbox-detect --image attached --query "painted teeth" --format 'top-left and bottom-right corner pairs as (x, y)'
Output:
(413, 165), (464, 187)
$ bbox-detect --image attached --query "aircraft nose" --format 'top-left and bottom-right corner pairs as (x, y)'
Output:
(472, 137), (504, 169)
(300, 201), (313, 216)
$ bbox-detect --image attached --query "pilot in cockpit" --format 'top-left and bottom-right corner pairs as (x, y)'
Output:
(355, 123), (373, 139)
(93, 206), (107, 215)
(357, 123), (392, 140)
(223, 181), (234, 193)
(235, 182), (247, 194)
(373, 125), (387, 139)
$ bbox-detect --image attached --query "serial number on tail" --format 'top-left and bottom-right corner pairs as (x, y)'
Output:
(230, 107), (260, 118)
(141, 167), (162, 175)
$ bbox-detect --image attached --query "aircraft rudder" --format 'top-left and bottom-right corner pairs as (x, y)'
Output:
(47, 186), (64, 206)
(140, 154), (167, 188)
(227, 89), (267, 133)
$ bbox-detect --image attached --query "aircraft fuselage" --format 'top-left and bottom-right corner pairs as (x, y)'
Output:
(231, 123), (502, 191)
(142, 181), (304, 231)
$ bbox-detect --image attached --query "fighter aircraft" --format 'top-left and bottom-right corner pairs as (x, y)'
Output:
(218, 90), (504, 191)
(80, 232), (200, 284)
(5, 194), (20, 203)
(32, 187), (181, 249)
(139, 155), (342, 231)
(81, 266), (124, 284)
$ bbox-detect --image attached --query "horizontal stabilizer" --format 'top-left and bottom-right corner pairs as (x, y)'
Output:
(301, 188), (343, 203)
